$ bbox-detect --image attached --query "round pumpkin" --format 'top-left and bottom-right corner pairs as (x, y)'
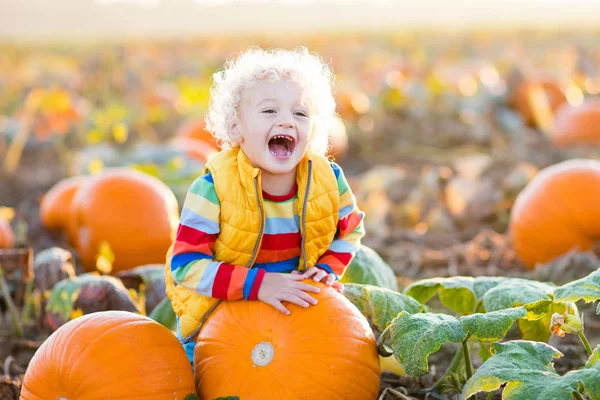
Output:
(194, 280), (380, 400)
(510, 79), (566, 127)
(67, 168), (179, 273)
(509, 159), (600, 268)
(550, 99), (600, 147)
(40, 175), (87, 232)
(20, 311), (197, 400)
(175, 118), (216, 145)
(0, 218), (14, 248)
(171, 136), (218, 163)
(327, 116), (349, 162)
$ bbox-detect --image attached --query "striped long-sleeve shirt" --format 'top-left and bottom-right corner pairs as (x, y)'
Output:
(170, 162), (365, 301)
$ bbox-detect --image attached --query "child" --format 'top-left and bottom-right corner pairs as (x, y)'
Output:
(164, 46), (365, 364)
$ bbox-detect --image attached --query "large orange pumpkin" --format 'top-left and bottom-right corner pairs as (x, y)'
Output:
(550, 99), (600, 147)
(20, 311), (197, 400)
(40, 175), (87, 232)
(194, 280), (380, 400)
(509, 159), (600, 268)
(0, 219), (14, 248)
(66, 168), (179, 273)
(509, 79), (567, 127)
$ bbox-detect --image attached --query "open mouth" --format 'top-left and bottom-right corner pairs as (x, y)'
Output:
(268, 135), (296, 158)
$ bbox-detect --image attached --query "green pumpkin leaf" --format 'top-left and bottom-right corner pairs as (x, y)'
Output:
(472, 277), (508, 299)
(554, 269), (600, 305)
(379, 311), (467, 376)
(482, 278), (555, 312)
(148, 296), (177, 330)
(404, 276), (477, 315)
(586, 346), (600, 369)
(212, 397), (239, 400)
(344, 284), (425, 330)
(460, 307), (527, 342)
(340, 245), (398, 291)
(463, 341), (600, 400)
(184, 395), (200, 400)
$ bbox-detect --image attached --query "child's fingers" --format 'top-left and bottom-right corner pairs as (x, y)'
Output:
(279, 293), (310, 308)
(270, 300), (291, 315)
(301, 266), (320, 277)
(293, 281), (321, 293)
(312, 269), (328, 282)
(292, 289), (318, 305)
(325, 274), (336, 286)
(290, 270), (301, 275)
(332, 281), (344, 293)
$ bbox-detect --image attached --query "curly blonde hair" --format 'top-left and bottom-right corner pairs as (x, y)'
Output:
(205, 46), (337, 155)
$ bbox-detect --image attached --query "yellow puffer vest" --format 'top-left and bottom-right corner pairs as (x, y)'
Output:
(165, 147), (339, 341)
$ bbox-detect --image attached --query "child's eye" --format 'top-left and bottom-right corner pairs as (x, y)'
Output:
(262, 109), (276, 114)
(295, 111), (308, 117)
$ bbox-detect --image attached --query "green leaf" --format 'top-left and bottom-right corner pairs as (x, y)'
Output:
(212, 397), (239, 400)
(340, 245), (398, 290)
(597, 302), (600, 315)
(184, 395), (200, 400)
(379, 311), (467, 376)
(586, 346), (600, 369)
(148, 296), (177, 330)
(404, 276), (477, 315)
(482, 278), (555, 312)
(463, 341), (600, 400)
(554, 269), (600, 305)
(472, 277), (509, 299)
(460, 307), (527, 342)
(344, 284), (425, 330)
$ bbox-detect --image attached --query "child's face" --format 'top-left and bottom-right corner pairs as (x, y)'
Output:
(232, 76), (312, 176)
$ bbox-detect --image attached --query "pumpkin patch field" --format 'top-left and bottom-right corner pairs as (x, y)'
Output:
(2, 30), (600, 400)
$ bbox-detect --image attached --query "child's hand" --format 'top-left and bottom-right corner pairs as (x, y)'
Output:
(293, 267), (344, 294)
(257, 272), (320, 315)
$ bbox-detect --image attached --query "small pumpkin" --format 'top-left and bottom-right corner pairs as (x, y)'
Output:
(0, 218), (14, 249)
(171, 136), (218, 163)
(66, 168), (179, 273)
(327, 116), (349, 162)
(40, 175), (87, 233)
(509, 78), (566, 127)
(550, 98), (600, 147)
(175, 118), (216, 146)
(509, 159), (600, 268)
(20, 311), (197, 400)
(194, 280), (380, 400)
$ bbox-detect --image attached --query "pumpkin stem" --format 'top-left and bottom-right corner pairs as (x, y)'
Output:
(251, 341), (275, 367)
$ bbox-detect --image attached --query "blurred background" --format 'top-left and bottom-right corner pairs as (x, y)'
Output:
(2, 0), (600, 275)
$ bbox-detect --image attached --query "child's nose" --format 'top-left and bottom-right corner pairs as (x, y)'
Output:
(277, 120), (295, 129)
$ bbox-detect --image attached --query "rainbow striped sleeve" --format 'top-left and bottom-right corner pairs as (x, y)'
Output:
(315, 162), (365, 279)
(170, 172), (265, 301)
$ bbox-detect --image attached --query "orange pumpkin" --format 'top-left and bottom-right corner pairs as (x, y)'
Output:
(40, 175), (87, 233)
(550, 99), (600, 147)
(509, 159), (600, 268)
(327, 117), (349, 162)
(510, 79), (567, 127)
(0, 219), (14, 248)
(66, 168), (179, 273)
(194, 280), (380, 400)
(175, 118), (216, 146)
(20, 311), (196, 400)
(171, 136), (218, 163)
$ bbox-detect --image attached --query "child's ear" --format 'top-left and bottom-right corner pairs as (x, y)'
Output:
(228, 122), (244, 144)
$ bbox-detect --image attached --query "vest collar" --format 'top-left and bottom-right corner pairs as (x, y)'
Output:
(233, 147), (313, 194)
